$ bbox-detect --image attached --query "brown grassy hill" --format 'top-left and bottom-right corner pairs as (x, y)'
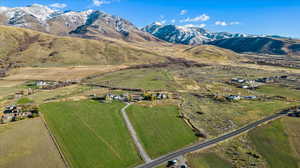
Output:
(0, 25), (164, 69)
(0, 25), (247, 78)
(183, 45), (242, 63)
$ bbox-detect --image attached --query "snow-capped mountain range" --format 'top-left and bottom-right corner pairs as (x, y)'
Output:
(142, 22), (250, 45)
(0, 4), (155, 42)
(0, 4), (290, 45)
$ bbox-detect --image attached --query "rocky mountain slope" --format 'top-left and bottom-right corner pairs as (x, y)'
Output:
(0, 4), (156, 42)
(142, 22), (248, 45)
(207, 37), (300, 56)
(67, 11), (157, 42)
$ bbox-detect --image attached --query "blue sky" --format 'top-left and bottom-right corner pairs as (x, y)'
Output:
(1, 0), (299, 38)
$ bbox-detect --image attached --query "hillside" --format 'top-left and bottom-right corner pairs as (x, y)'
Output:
(0, 25), (163, 69)
(183, 45), (241, 62)
(208, 37), (300, 56)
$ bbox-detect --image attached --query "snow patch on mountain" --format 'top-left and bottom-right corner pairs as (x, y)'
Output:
(0, 7), (9, 13)
(2, 4), (56, 23)
(52, 10), (95, 27)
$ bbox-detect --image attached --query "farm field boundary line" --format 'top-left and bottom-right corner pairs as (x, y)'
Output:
(39, 114), (71, 168)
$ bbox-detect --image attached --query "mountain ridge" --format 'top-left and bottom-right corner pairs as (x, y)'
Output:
(207, 37), (300, 56)
(142, 22), (249, 45)
(143, 22), (300, 56)
(0, 4), (157, 42)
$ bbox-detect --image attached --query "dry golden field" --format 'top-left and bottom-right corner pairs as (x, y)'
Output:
(0, 118), (66, 168)
(4, 65), (128, 81)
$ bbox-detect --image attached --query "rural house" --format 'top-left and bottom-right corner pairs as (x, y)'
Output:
(227, 95), (241, 101)
(1, 104), (39, 124)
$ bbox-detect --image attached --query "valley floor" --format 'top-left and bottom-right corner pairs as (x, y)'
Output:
(1, 59), (300, 168)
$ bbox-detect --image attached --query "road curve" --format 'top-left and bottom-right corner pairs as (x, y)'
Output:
(121, 103), (152, 163)
(134, 112), (288, 168)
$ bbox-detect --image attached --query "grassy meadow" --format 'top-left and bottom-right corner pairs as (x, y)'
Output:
(183, 93), (299, 136)
(27, 85), (91, 104)
(283, 117), (300, 162)
(126, 104), (197, 158)
(40, 100), (142, 168)
(16, 97), (34, 104)
(85, 68), (179, 91)
(256, 85), (300, 100)
(249, 119), (299, 168)
(0, 81), (27, 100)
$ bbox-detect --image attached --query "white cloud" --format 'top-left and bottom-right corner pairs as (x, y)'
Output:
(93, 0), (111, 6)
(180, 24), (206, 28)
(180, 10), (188, 15)
(215, 21), (240, 26)
(154, 22), (163, 26)
(199, 23), (206, 28)
(182, 24), (196, 28)
(180, 14), (210, 23)
(155, 20), (166, 25)
(215, 21), (227, 26)
(50, 3), (67, 9)
(171, 19), (176, 23)
(157, 15), (166, 24)
(161, 20), (167, 24)
(230, 21), (240, 25)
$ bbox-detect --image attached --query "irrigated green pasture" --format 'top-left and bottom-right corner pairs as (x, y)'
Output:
(41, 100), (142, 168)
(127, 104), (197, 158)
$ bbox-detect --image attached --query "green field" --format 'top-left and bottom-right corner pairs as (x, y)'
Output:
(256, 85), (300, 100)
(187, 153), (232, 168)
(249, 119), (299, 168)
(85, 68), (179, 91)
(40, 100), (142, 168)
(283, 117), (300, 160)
(27, 85), (91, 104)
(126, 104), (197, 158)
(16, 97), (34, 104)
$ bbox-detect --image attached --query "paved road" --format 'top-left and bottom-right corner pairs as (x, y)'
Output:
(134, 112), (288, 168)
(121, 103), (152, 163)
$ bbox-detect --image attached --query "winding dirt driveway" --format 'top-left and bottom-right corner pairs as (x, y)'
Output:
(121, 103), (152, 163)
